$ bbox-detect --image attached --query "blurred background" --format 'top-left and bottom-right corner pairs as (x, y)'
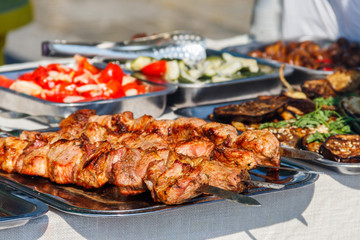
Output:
(4, 0), (255, 64)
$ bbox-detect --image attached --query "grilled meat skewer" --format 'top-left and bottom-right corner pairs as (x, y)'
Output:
(0, 109), (281, 205)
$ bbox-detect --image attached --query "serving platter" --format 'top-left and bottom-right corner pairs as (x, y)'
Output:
(0, 182), (48, 230)
(0, 159), (318, 217)
(222, 38), (334, 79)
(166, 49), (294, 108)
(174, 100), (360, 175)
(99, 49), (294, 108)
(0, 60), (177, 118)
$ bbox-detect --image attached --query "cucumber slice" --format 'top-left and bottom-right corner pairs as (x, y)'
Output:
(202, 57), (222, 77)
(124, 60), (133, 70)
(188, 69), (202, 79)
(164, 60), (180, 82)
(222, 52), (259, 72)
(217, 61), (242, 76)
(131, 56), (154, 71)
(179, 68), (199, 83)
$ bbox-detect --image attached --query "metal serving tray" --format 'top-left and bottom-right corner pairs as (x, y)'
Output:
(164, 49), (293, 108)
(0, 159), (318, 217)
(175, 100), (360, 175)
(0, 60), (177, 118)
(0, 182), (48, 229)
(222, 38), (333, 80)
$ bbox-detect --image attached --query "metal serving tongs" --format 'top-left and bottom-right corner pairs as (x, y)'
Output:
(276, 145), (324, 174)
(41, 30), (207, 65)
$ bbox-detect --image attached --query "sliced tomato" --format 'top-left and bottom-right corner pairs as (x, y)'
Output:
(31, 66), (49, 87)
(83, 59), (101, 75)
(135, 84), (146, 94)
(18, 72), (33, 81)
(141, 60), (167, 77)
(45, 82), (78, 102)
(98, 63), (124, 83)
(122, 82), (144, 93)
(106, 79), (125, 98)
(0, 75), (14, 88)
(76, 56), (101, 75)
(46, 63), (62, 72)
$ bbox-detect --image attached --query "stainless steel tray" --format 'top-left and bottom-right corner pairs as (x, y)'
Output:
(164, 49), (294, 108)
(0, 61), (177, 118)
(0, 182), (48, 229)
(0, 159), (318, 217)
(222, 38), (333, 79)
(174, 100), (360, 175)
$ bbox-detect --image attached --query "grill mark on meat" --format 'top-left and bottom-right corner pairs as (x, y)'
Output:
(111, 147), (147, 195)
(175, 137), (215, 159)
(213, 145), (258, 170)
(153, 160), (203, 205)
(233, 130), (280, 167)
(15, 138), (50, 177)
(199, 122), (238, 146)
(48, 139), (87, 184)
(0, 137), (29, 173)
(75, 142), (113, 188)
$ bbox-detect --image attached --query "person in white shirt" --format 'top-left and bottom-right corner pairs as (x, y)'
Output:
(250, 0), (360, 42)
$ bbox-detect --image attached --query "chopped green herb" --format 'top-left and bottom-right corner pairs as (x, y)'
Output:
(313, 97), (340, 107)
(259, 103), (353, 143)
(259, 120), (290, 129)
(306, 132), (328, 143)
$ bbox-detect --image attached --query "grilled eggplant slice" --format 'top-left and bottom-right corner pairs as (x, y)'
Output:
(339, 96), (360, 133)
(286, 97), (316, 114)
(319, 134), (360, 163)
(211, 96), (288, 123)
(301, 134), (323, 153)
(340, 96), (360, 118)
(301, 79), (337, 99)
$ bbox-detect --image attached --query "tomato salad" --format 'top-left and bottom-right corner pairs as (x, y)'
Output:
(0, 55), (147, 103)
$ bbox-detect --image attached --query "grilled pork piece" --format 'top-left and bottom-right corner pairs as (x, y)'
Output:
(59, 109), (97, 138)
(232, 130), (280, 167)
(319, 134), (360, 163)
(0, 109), (281, 205)
(0, 137), (29, 173)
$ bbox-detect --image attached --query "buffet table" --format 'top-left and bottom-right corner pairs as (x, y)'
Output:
(0, 37), (360, 239)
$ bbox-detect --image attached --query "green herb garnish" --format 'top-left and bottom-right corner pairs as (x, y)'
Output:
(259, 120), (290, 129)
(259, 102), (353, 143)
(313, 96), (339, 107)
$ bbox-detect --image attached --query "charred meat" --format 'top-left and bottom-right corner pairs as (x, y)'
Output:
(0, 109), (281, 205)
